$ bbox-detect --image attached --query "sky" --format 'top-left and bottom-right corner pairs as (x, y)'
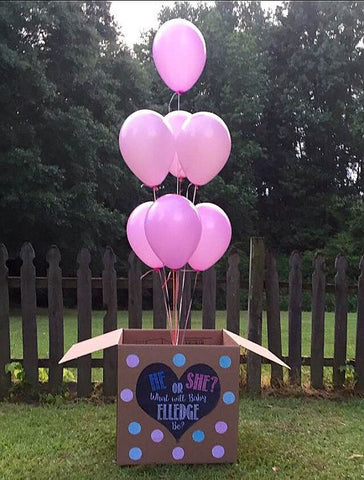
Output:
(110, 1), (282, 47)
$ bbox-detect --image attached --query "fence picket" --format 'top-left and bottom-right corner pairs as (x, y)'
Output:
(333, 254), (348, 388)
(265, 249), (283, 386)
(20, 243), (38, 386)
(77, 248), (92, 397)
(47, 245), (64, 391)
(0, 244), (10, 397)
(128, 252), (142, 328)
(226, 250), (240, 334)
(247, 238), (265, 395)
(355, 256), (364, 392)
(203, 267), (216, 329)
(311, 254), (326, 389)
(102, 247), (118, 396)
(288, 251), (302, 385)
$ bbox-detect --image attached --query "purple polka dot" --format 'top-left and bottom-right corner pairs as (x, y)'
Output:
(212, 445), (225, 459)
(120, 388), (133, 402)
(151, 429), (164, 443)
(126, 354), (139, 368)
(215, 421), (228, 434)
(172, 447), (184, 460)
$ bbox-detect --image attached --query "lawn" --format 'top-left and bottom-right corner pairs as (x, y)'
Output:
(0, 397), (363, 480)
(8, 309), (358, 385)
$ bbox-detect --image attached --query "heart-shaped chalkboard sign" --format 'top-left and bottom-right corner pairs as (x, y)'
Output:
(136, 363), (221, 440)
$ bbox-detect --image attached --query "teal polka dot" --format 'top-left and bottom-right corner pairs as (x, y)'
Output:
(173, 353), (186, 367)
(219, 355), (232, 368)
(192, 430), (205, 443)
(129, 447), (142, 461)
(128, 422), (141, 435)
(223, 391), (235, 405)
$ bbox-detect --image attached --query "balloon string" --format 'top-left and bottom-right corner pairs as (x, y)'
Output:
(153, 186), (158, 202)
(162, 268), (173, 340)
(168, 92), (181, 113)
(186, 183), (193, 201)
(178, 265), (187, 335)
(168, 92), (177, 113)
(192, 185), (198, 204)
(161, 269), (171, 290)
(176, 270), (180, 344)
(180, 271), (199, 345)
(158, 269), (173, 344)
(140, 269), (154, 280)
(176, 269), (181, 344)
(174, 270), (179, 345)
(172, 269), (176, 345)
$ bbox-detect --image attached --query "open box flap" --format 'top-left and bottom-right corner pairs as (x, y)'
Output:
(59, 328), (123, 364)
(223, 329), (290, 369)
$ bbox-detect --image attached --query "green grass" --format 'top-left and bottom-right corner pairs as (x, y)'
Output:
(0, 397), (363, 479)
(9, 309), (358, 385)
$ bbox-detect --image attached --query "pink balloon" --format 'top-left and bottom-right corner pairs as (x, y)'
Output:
(119, 110), (175, 187)
(188, 203), (232, 271)
(169, 157), (186, 179)
(127, 202), (164, 269)
(152, 19), (206, 93)
(145, 194), (202, 270)
(164, 110), (191, 179)
(176, 112), (231, 186)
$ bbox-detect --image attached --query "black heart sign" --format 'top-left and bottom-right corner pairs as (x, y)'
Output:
(136, 363), (221, 440)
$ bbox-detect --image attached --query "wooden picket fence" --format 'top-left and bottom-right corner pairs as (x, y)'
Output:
(0, 238), (363, 398)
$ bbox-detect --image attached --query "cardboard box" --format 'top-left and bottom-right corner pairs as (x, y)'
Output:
(60, 328), (288, 465)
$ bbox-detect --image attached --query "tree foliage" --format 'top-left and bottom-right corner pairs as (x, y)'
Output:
(0, 1), (148, 272)
(255, 1), (364, 251)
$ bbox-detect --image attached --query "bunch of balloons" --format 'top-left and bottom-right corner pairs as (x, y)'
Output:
(119, 19), (232, 343)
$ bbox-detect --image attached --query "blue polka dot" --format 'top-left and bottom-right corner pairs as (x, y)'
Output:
(128, 422), (141, 435)
(223, 391), (235, 405)
(173, 353), (186, 367)
(219, 355), (232, 368)
(129, 447), (142, 461)
(192, 430), (205, 443)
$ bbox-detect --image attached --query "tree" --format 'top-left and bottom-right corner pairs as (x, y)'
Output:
(254, 1), (364, 251)
(0, 2), (149, 273)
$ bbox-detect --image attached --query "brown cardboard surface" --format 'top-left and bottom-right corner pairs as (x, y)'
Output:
(122, 329), (224, 345)
(117, 335), (240, 465)
(223, 329), (290, 369)
(59, 328), (123, 364)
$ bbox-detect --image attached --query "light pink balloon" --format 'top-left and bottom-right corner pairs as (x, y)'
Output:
(188, 203), (232, 271)
(145, 194), (202, 270)
(169, 157), (186, 179)
(176, 112), (231, 186)
(164, 110), (191, 179)
(152, 19), (206, 93)
(119, 110), (175, 187)
(127, 202), (164, 269)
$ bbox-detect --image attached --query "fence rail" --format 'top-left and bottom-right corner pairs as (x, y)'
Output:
(0, 239), (363, 398)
